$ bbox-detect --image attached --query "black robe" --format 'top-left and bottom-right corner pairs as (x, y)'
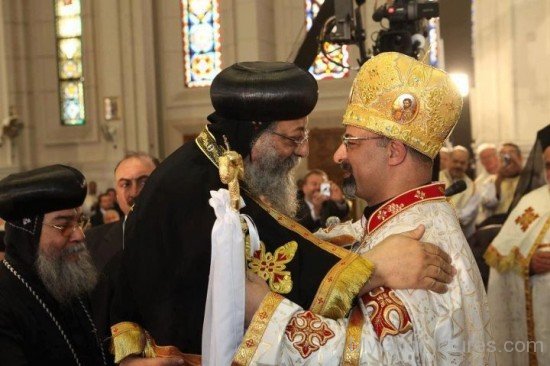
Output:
(86, 221), (124, 355)
(110, 129), (361, 354)
(0, 255), (105, 365)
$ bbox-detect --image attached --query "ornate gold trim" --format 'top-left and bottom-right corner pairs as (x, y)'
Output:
(310, 254), (374, 319)
(110, 322), (200, 364)
(485, 218), (550, 276)
(524, 217), (550, 365)
(251, 196), (351, 259)
(232, 292), (284, 366)
(341, 305), (364, 366)
(484, 245), (526, 275)
(195, 126), (225, 168)
(110, 322), (148, 363)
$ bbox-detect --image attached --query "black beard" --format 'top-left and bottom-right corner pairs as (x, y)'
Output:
(340, 161), (357, 198)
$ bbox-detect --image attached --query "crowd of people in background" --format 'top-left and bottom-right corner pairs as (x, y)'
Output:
(438, 141), (524, 239)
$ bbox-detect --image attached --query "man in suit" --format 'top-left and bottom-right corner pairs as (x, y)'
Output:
(296, 169), (349, 231)
(90, 193), (114, 227)
(86, 152), (158, 350)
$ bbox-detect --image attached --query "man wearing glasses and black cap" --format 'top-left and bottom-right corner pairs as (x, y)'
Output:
(0, 165), (106, 365)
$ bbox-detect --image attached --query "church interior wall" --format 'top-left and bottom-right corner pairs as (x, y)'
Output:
(0, 0), (546, 186)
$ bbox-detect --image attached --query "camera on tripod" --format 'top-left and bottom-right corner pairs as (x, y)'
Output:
(372, 0), (439, 59)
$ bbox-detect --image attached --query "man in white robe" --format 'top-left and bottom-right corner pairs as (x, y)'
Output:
(485, 125), (550, 366)
(439, 146), (478, 238)
(236, 52), (494, 365)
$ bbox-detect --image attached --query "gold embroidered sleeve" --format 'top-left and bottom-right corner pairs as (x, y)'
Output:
(484, 245), (525, 274)
(111, 322), (149, 363)
(111, 322), (200, 364)
(232, 292), (284, 366)
(310, 254), (374, 319)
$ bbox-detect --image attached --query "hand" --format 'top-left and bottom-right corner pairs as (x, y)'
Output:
(245, 270), (270, 326)
(329, 181), (345, 203)
(361, 225), (456, 294)
(530, 250), (550, 275)
(311, 191), (329, 215)
(120, 356), (184, 366)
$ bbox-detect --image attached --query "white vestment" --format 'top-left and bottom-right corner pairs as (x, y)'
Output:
(233, 183), (494, 365)
(440, 170), (478, 238)
(485, 184), (550, 366)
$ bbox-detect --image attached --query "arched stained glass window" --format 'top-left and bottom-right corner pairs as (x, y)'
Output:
(55, 0), (85, 126)
(181, 0), (222, 88)
(305, 0), (349, 80)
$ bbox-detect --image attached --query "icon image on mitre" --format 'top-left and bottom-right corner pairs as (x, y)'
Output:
(391, 93), (418, 124)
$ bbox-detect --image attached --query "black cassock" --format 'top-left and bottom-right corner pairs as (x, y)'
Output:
(111, 126), (370, 355)
(0, 255), (105, 365)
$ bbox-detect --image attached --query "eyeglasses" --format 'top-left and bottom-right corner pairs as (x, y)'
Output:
(270, 129), (310, 147)
(43, 216), (90, 237)
(341, 135), (385, 148)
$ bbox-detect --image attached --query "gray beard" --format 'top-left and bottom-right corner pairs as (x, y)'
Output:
(35, 242), (98, 305)
(244, 137), (300, 217)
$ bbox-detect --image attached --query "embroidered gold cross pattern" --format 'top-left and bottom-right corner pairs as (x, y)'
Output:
(515, 207), (539, 232)
(285, 311), (335, 358)
(248, 241), (297, 294)
(363, 287), (413, 341)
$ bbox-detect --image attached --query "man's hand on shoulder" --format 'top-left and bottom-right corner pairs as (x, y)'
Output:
(361, 225), (456, 294)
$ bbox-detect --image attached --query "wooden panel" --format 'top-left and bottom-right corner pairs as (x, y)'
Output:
(183, 133), (199, 144)
(308, 127), (345, 185)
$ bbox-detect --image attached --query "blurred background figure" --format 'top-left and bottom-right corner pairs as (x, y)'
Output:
(296, 169), (349, 231)
(439, 146), (452, 172)
(106, 188), (124, 217)
(91, 193), (114, 227)
(475, 143), (500, 225)
(81, 180), (98, 217)
(476, 143), (500, 178)
(440, 145), (478, 238)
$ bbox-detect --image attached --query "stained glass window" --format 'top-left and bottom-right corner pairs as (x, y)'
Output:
(428, 18), (440, 67)
(181, 0), (222, 88)
(305, 0), (349, 80)
(55, 0), (85, 126)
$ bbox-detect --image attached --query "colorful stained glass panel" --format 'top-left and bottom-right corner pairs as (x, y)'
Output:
(55, 0), (85, 126)
(181, 0), (221, 87)
(305, 0), (349, 80)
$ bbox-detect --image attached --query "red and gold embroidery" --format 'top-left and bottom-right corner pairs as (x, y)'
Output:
(515, 207), (539, 232)
(285, 311), (335, 358)
(248, 241), (297, 294)
(362, 287), (413, 341)
(367, 183), (446, 234)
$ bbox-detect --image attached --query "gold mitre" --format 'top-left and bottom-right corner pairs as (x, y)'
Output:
(343, 52), (463, 159)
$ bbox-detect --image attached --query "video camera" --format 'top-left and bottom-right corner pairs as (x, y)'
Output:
(372, 0), (439, 58)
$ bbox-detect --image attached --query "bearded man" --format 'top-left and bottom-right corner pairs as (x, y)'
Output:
(0, 165), (106, 365)
(238, 53), (493, 365)
(110, 62), (455, 365)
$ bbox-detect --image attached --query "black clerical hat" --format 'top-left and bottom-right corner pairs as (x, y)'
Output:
(537, 124), (550, 151)
(210, 62), (318, 122)
(0, 164), (87, 221)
